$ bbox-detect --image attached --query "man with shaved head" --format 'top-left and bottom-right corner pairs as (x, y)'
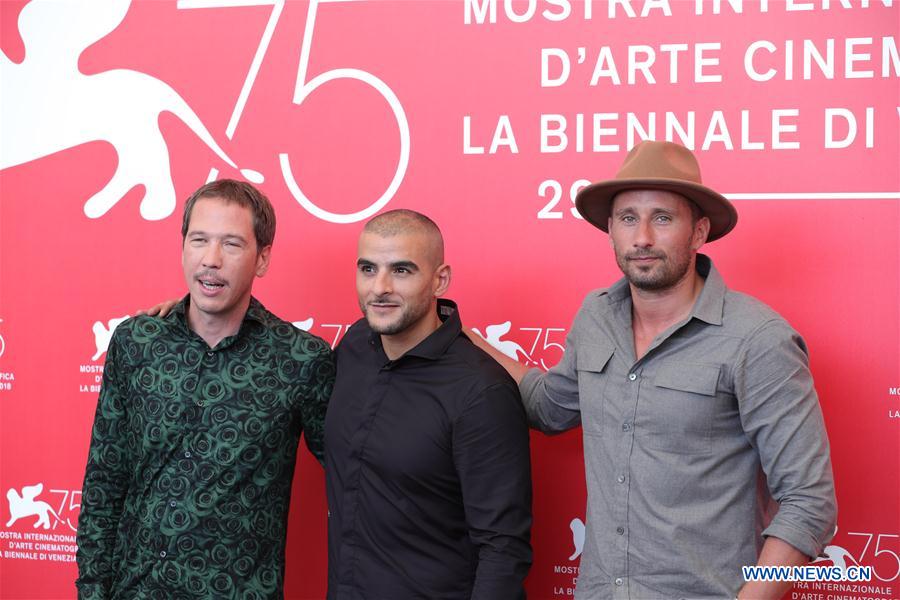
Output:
(325, 209), (533, 599)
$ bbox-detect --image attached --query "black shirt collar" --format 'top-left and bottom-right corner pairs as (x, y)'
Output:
(369, 298), (462, 362)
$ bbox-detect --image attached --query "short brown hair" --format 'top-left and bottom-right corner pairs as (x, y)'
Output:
(181, 179), (276, 249)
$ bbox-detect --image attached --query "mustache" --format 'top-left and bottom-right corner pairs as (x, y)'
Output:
(368, 295), (399, 304)
(195, 270), (226, 284)
(625, 250), (666, 260)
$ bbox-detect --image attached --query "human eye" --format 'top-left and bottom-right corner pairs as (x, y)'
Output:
(358, 264), (375, 275)
(654, 214), (673, 224)
(620, 214), (637, 224)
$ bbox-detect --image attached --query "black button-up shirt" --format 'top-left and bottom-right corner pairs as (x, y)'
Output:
(325, 300), (532, 599)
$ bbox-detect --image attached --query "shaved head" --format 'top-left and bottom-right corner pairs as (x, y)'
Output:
(357, 210), (452, 353)
(363, 209), (445, 267)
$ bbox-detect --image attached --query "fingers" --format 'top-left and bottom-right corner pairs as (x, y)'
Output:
(136, 299), (178, 317)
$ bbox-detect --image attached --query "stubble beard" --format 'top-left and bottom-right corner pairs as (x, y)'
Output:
(363, 299), (429, 336)
(616, 249), (693, 292)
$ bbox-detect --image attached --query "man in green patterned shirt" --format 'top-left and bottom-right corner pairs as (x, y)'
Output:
(76, 180), (335, 600)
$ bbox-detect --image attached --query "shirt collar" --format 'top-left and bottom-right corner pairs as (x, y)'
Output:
(690, 254), (726, 326)
(602, 253), (726, 326)
(369, 298), (462, 362)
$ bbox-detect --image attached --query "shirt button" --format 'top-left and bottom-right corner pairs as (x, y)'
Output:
(614, 577), (624, 586)
(622, 422), (632, 432)
(197, 399), (205, 407)
(207, 351), (214, 357)
(617, 475), (626, 484)
(184, 451), (192, 458)
(159, 551), (167, 558)
(616, 526), (625, 535)
(628, 373), (637, 381)
(169, 500), (177, 508)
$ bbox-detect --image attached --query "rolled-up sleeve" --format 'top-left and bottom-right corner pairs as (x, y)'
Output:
(453, 382), (533, 600)
(735, 319), (837, 558)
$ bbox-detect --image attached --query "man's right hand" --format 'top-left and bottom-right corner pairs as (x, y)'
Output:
(464, 326), (529, 384)
(136, 299), (179, 318)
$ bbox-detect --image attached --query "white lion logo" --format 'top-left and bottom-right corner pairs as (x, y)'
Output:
(569, 517), (585, 561)
(812, 526), (859, 571)
(6, 484), (58, 530)
(0, 0), (260, 221)
(292, 318), (314, 332)
(92, 315), (130, 361)
(471, 321), (530, 362)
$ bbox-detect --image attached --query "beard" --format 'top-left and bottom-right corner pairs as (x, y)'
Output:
(361, 296), (431, 336)
(615, 247), (693, 291)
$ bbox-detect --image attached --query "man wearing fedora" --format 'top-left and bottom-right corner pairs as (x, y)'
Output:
(470, 140), (836, 599)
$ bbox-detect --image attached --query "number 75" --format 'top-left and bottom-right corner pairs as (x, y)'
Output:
(847, 532), (900, 582)
(179, 0), (410, 224)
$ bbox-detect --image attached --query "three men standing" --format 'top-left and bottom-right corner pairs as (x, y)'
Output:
(79, 140), (837, 600)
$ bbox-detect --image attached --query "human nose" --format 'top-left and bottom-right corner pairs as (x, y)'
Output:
(633, 219), (654, 247)
(201, 241), (223, 268)
(372, 270), (393, 296)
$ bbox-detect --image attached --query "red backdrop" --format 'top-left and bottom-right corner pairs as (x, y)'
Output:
(1, 1), (898, 598)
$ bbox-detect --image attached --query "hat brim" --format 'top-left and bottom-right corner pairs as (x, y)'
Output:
(575, 178), (738, 242)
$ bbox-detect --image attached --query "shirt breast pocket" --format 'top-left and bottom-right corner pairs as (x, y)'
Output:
(642, 361), (722, 455)
(576, 343), (615, 435)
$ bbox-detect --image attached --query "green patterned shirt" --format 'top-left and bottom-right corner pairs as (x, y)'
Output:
(76, 297), (334, 600)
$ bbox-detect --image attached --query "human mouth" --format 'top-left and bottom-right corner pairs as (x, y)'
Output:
(627, 253), (663, 262)
(367, 300), (400, 313)
(197, 275), (227, 294)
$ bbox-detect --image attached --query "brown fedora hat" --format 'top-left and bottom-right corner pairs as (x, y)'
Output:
(575, 141), (738, 242)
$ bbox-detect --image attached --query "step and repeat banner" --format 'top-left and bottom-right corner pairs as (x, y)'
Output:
(1, 1), (898, 598)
